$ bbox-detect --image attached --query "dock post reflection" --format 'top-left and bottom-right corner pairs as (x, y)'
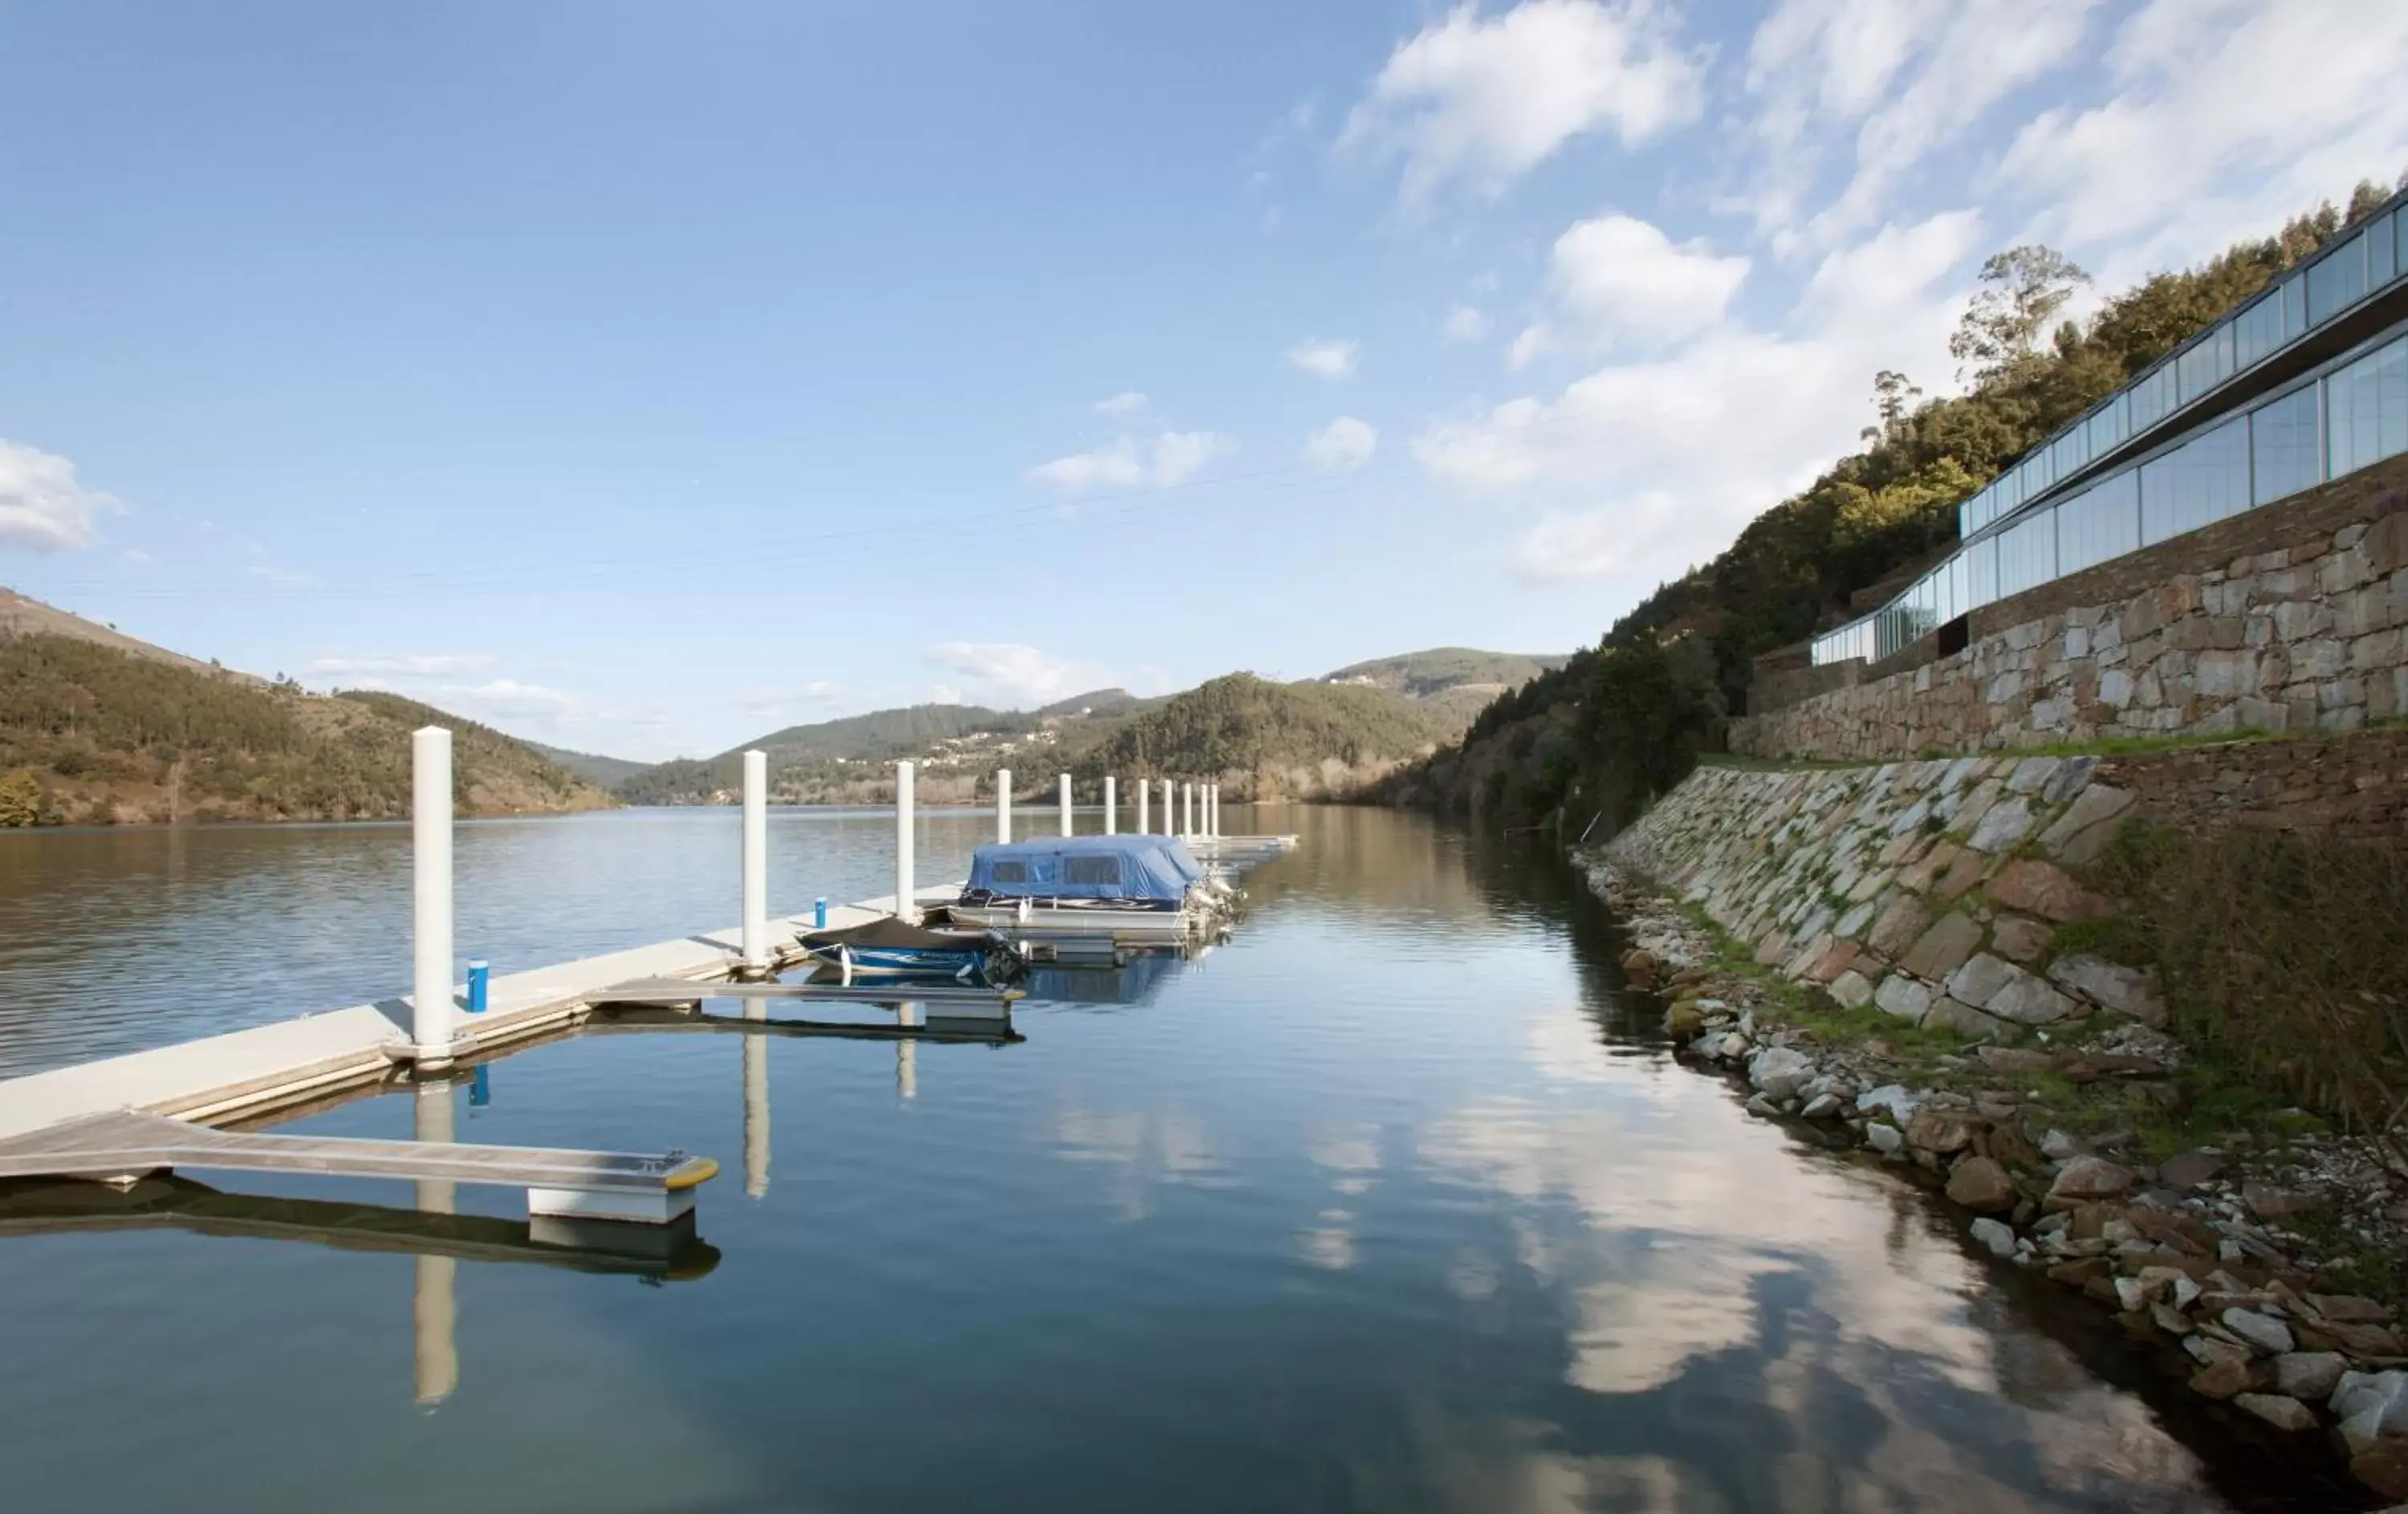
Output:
(412, 1076), (459, 1409)
(742, 998), (770, 1198)
(896, 1000), (920, 1101)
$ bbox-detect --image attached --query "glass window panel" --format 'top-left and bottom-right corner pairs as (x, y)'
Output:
(2178, 339), (2218, 405)
(2328, 336), (2408, 478)
(2234, 294), (2283, 370)
(2307, 231), (2369, 326)
(2138, 418), (2243, 544)
(1998, 508), (2057, 598)
(2284, 275), (2307, 340)
(2130, 366), (2173, 432)
(2058, 480), (2141, 574)
(1965, 535), (1998, 611)
(2372, 212), (2397, 288)
(2251, 385), (2322, 505)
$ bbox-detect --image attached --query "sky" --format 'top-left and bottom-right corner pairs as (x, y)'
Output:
(3, 0), (2406, 761)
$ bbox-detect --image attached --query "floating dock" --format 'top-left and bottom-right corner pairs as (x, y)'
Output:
(0, 753), (1295, 1220)
(0, 1109), (718, 1224)
(0, 884), (958, 1144)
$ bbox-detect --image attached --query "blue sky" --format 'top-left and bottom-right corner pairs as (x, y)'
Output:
(3, 0), (2404, 760)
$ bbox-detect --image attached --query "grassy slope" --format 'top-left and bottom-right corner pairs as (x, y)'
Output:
(1317, 647), (1567, 698)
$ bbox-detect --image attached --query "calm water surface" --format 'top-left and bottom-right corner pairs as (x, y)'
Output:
(0, 806), (2351, 1512)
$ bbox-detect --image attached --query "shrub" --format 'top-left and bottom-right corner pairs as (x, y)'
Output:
(2089, 821), (2408, 1153)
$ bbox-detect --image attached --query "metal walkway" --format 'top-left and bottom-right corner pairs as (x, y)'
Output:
(0, 1175), (722, 1278)
(0, 1109), (718, 1222)
(594, 976), (1019, 1009)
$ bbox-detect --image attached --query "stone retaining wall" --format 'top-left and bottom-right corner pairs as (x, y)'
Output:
(1609, 756), (2165, 1040)
(1735, 461), (2408, 759)
(2095, 728), (2408, 845)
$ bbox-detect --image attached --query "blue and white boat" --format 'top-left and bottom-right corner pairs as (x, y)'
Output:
(795, 918), (1023, 983)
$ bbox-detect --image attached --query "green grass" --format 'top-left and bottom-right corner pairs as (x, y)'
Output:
(1709, 716), (2408, 773)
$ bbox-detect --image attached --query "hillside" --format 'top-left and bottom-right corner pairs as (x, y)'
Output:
(1384, 176), (2402, 834)
(1316, 648), (1564, 699)
(527, 741), (651, 788)
(2, 588), (262, 685)
(1073, 674), (1454, 800)
(0, 625), (612, 825)
(616, 699), (1051, 805)
(612, 656), (1523, 808)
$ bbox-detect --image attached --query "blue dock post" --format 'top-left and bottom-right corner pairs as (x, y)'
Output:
(815, 897), (827, 929)
(466, 959), (489, 1015)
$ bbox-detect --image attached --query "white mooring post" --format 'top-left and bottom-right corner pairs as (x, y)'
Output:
(1104, 775), (1117, 835)
(411, 726), (455, 1066)
(1137, 778), (1150, 835)
(1206, 783), (1216, 837)
(1214, 783), (1222, 836)
(1182, 782), (1194, 837)
(895, 760), (917, 925)
(1059, 773), (1073, 836)
(741, 750), (768, 975)
(996, 767), (1013, 844)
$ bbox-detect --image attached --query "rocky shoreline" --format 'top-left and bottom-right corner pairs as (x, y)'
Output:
(1580, 849), (2408, 1507)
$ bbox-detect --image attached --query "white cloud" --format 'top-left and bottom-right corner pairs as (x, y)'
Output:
(1304, 417), (1379, 473)
(319, 657), (668, 754)
(1285, 338), (1358, 379)
(0, 440), (120, 551)
(1412, 210), (1975, 584)
(307, 653), (497, 678)
(1340, 0), (1704, 204)
(1544, 212), (1751, 348)
(1998, 0), (2408, 283)
(741, 681), (844, 720)
(1796, 208), (1985, 328)
(1738, 0), (2098, 243)
(925, 642), (1112, 706)
(1443, 304), (1492, 341)
(1023, 429), (1235, 494)
(1094, 391), (1149, 419)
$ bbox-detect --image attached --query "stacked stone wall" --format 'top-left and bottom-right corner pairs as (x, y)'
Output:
(1608, 757), (2166, 1041)
(2095, 728), (2408, 845)
(1735, 459), (2408, 757)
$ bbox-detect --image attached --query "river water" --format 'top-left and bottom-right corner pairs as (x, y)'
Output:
(0, 805), (2351, 1512)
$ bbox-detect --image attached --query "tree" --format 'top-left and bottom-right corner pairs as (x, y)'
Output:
(1861, 369), (1922, 444)
(1950, 246), (2090, 384)
(0, 770), (45, 827)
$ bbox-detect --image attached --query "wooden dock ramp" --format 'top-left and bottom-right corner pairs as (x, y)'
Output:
(0, 1109), (718, 1225)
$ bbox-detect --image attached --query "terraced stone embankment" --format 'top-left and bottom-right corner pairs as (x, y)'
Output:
(1589, 755), (2408, 1503)
(1606, 754), (2164, 1038)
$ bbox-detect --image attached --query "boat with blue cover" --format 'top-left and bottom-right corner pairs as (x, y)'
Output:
(937, 834), (1235, 936)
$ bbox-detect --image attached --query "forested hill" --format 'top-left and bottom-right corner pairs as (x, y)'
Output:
(612, 657), (1556, 808)
(0, 628), (613, 825)
(527, 741), (650, 788)
(1383, 175), (2406, 835)
(1073, 674), (1455, 800)
(614, 699), (1068, 806)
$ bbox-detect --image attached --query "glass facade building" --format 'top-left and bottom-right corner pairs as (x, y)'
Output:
(1815, 199), (2408, 666)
